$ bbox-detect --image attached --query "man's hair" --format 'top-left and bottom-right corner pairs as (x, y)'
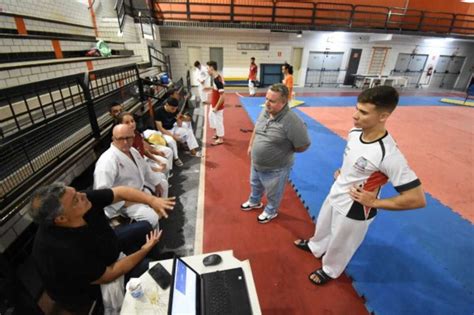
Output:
(167, 97), (179, 107)
(207, 61), (218, 71)
(194, 60), (201, 67)
(108, 101), (122, 112)
(251, 57), (255, 61)
(357, 86), (399, 113)
(29, 182), (67, 225)
(269, 83), (289, 102)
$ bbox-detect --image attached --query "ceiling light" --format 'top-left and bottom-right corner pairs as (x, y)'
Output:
(461, 0), (474, 3)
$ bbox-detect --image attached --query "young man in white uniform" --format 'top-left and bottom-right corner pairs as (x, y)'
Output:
(294, 86), (426, 285)
(194, 60), (209, 104)
(94, 124), (169, 229)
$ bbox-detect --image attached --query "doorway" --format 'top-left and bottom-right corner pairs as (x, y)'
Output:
(392, 53), (428, 88)
(209, 47), (224, 73)
(343, 49), (362, 86)
(291, 48), (303, 86)
(305, 51), (344, 87)
(430, 55), (466, 90)
(187, 47), (202, 86)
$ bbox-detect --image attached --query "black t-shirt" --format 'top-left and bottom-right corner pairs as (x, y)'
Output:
(32, 189), (119, 310)
(154, 105), (177, 130)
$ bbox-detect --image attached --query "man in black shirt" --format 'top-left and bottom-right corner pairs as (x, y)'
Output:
(29, 183), (175, 312)
(155, 97), (201, 165)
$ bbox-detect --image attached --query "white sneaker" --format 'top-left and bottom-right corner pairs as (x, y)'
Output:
(240, 201), (263, 211)
(257, 211), (278, 223)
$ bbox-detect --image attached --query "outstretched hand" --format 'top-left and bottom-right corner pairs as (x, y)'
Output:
(149, 196), (176, 219)
(141, 229), (162, 252)
(349, 186), (378, 208)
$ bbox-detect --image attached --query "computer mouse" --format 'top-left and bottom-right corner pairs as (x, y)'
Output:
(202, 254), (222, 266)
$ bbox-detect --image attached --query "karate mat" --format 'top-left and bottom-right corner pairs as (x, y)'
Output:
(241, 96), (474, 315)
(242, 95), (452, 107)
(440, 97), (474, 106)
(203, 94), (368, 314)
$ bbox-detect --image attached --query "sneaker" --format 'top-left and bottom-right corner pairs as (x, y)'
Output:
(174, 158), (184, 167)
(240, 201), (263, 211)
(257, 211), (278, 223)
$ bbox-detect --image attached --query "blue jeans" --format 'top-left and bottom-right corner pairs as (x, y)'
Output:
(249, 165), (291, 215)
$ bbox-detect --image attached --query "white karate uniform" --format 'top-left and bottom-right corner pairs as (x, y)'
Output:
(209, 109), (224, 137)
(307, 129), (420, 279)
(142, 130), (174, 171)
(168, 121), (199, 152)
(94, 145), (168, 228)
(195, 66), (208, 103)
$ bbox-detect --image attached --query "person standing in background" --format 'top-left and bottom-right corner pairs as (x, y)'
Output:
(207, 61), (225, 146)
(248, 57), (258, 96)
(282, 63), (294, 101)
(194, 61), (209, 105)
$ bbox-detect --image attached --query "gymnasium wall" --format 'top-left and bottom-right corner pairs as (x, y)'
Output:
(161, 27), (474, 90)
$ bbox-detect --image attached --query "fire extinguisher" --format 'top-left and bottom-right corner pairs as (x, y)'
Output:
(427, 66), (433, 76)
(426, 65), (434, 85)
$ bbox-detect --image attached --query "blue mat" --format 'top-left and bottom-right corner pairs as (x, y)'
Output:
(241, 97), (474, 315)
(241, 96), (453, 107)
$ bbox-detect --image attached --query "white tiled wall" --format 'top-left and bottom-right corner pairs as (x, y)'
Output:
(0, 55), (143, 89)
(0, 0), (92, 27)
(24, 19), (96, 37)
(160, 27), (474, 90)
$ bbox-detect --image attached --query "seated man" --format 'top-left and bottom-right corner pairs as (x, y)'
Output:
(155, 97), (201, 166)
(94, 124), (169, 228)
(29, 183), (175, 313)
(109, 101), (123, 121)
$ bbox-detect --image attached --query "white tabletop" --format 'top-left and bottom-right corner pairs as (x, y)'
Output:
(120, 250), (261, 314)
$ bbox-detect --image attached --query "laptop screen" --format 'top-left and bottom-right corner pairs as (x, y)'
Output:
(169, 258), (198, 315)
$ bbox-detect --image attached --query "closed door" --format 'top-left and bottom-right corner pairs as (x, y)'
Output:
(432, 55), (465, 89)
(306, 52), (343, 86)
(187, 47), (202, 86)
(209, 47), (224, 73)
(393, 53), (428, 87)
(344, 49), (362, 86)
(291, 48), (303, 85)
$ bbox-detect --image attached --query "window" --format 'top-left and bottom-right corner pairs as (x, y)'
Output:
(162, 40), (181, 48)
(237, 43), (269, 51)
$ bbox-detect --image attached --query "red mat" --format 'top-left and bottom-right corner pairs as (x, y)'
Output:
(203, 95), (368, 314)
(300, 106), (474, 223)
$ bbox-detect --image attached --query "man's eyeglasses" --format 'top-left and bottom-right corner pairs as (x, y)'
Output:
(263, 119), (273, 133)
(114, 136), (134, 142)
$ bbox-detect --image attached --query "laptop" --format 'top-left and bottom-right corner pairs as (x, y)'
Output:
(168, 256), (252, 315)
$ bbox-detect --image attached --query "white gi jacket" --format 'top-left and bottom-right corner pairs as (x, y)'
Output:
(94, 145), (162, 218)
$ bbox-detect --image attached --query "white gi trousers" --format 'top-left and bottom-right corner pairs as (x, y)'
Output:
(198, 83), (207, 102)
(308, 197), (374, 279)
(248, 80), (256, 96)
(209, 109), (224, 137)
(163, 122), (199, 157)
(148, 144), (173, 172)
(173, 122), (199, 150)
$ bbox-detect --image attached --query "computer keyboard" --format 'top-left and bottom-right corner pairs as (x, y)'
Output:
(203, 271), (232, 314)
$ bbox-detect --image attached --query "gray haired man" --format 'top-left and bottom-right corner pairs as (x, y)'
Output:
(241, 83), (311, 223)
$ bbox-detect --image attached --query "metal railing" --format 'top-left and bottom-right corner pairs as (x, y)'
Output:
(115, 0), (126, 33)
(0, 64), (146, 225)
(152, 0), (474, 38)
(148, 45), (172, 78)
